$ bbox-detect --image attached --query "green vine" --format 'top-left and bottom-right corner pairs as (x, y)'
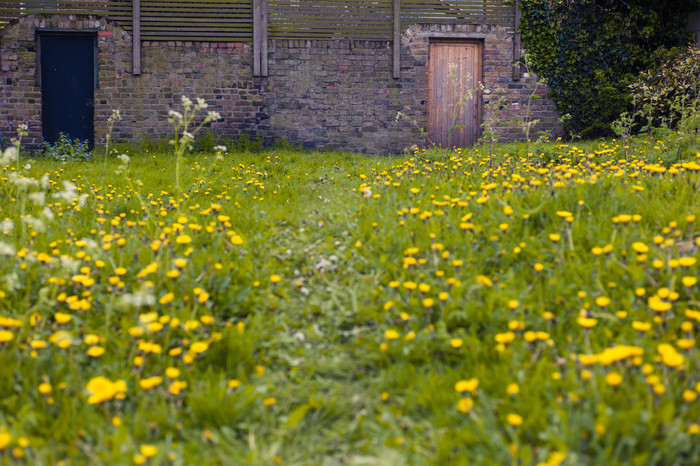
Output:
(520, 0), (698, 138)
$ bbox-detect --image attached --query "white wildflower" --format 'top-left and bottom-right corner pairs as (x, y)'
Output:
(53, 181), (77, 202)
(168, 110), (183, 121)
(0, 241), (15, 256)
(42, 206), (55, 221)
(28, 191), (45, 206)
(22, 216), (45, 233)
(1, 146), (18, 165)
(0, 219), (14, 233)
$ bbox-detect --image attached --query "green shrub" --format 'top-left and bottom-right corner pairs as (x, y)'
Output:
(631, 47), (700, 130)
(193, 129), (219, 153)
(35, 133), (92, 161)
(223, 131), (265, 153)
(112, 135), (171, 155)
(520, 0), (697, 139)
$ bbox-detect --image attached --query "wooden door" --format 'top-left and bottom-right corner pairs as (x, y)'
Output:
(428, 41), (482, 149)
(40, 33), (96, 147)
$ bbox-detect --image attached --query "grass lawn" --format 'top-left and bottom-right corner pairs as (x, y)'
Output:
(1, 134), (700, 465)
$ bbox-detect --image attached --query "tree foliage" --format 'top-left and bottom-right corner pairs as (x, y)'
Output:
(520, 0), (699, 138)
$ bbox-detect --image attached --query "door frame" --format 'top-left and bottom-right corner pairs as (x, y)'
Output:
(427, 38), (483, 148)
(37, 30), (99, 146)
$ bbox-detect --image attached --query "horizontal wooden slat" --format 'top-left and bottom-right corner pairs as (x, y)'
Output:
(269, 0), (393, 40)
(402, 0), (514, 30)
(0, 0), (254, 41)
(1, 0), (513, 41)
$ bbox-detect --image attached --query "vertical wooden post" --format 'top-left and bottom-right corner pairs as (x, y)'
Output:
(261, 0), (268, 77)
(393, 0), (401, 78)
(133, 0), (141, 75)
(513, 0), (521, 81)
(253, 0), (261, 77)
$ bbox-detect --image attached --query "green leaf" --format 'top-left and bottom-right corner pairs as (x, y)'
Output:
(285, 403), (313, 428)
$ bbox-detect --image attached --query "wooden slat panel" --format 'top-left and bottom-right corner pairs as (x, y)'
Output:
(1, 0), (512, 41)
(138, 0), (252, 40)
(402, 0), (514, 31)
(269, 0), (393, 40)
(0, 0), (254, 42)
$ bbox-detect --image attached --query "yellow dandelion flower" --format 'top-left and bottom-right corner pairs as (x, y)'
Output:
(648, 296), (671, 312)
(0, 431), (10, 450)
(190, 341), (209, 354)
(494, 332), (516, 344)
(683, 389), (698, 403)
(140, 445), (158, 458)
(175, 235), (192, 244)
(506, 413), (523, 427)
(682, 276), (697, 287)
(263, 397), (276, 407)
(87, 346), (105, 357)
(454, 378), (479, 394)
(0, 330), (14, 343)
(477, 275), (492, 287)
(679, 257), (697, 267)
(605, 372), (623, 387)
(577, 317), (598, 329)
(385, 329), (399, 340)
(457, 397), (474, 413)
(631, 242), (649, 253)
(38, 383), (52, 395)
(139, 376), (163, 390)
(595, 296), (610, 307)
(403, 281), (417, 290)
(54, 312), (72, 324)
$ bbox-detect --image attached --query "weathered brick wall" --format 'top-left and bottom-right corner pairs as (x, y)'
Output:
(110, 40), (264, 144)
(264, 39), (414, 152)
(0, 16), (43, 146)
(1, 14), (562, 154)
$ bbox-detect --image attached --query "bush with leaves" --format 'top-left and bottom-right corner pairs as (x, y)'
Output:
(35, 133), (93, 162)
(520, 0), (698, 138)
(630, 47), (700, 131)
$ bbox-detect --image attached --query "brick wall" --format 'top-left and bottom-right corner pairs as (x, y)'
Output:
(1, 14), (562, 154)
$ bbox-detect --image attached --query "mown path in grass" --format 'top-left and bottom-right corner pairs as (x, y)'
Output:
(1, 139), (700, 464)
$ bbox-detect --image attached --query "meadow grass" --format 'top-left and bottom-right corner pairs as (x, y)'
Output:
(0, 134), (699, 465)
